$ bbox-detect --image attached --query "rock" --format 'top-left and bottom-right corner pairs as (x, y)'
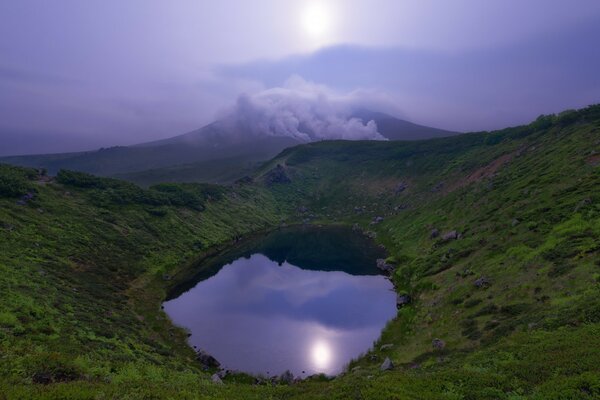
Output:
(380, 344), (394, 351)
(394, 204), (408, 211)
(376, 259), (395, 274)
(352, 223), (361, 231)
(511, 219), (520, 227)
(297, 206), (309, 214)
(474, 277), (491, 289)
(211, 374), (224, 385)
(441, 230), (459, 241)
(395, 182), (408, 194)
(264, 164), (291, 186)
(430, 228), (440, 239)
(217, 369), (228, 379)
(162, 274), (171, 281)
(196, 350), (221, 368)
(431, 182), (444, 192)
(371, 216), (384, 225)
(396, 294), (411, 309)
(432, 338), (446, 350)
(279, 370), (294, 384)
(380, 357), (394, 371)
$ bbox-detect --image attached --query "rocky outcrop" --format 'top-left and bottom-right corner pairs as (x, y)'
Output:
(196, 350), (221, 368)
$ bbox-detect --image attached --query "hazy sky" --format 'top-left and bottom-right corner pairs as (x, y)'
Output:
(1, 0), (600, 155)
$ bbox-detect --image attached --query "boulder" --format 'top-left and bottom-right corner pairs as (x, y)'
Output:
(474, 277), (491, 289)
(196, 350), (221, 368)
(211, 374), (224, 385)
(430, 228), (440, 239)
(380, 357), (394, 371)
(396, 294), (411, 309)
(432, 338), (446, 350)
(371, 216), (384, 224)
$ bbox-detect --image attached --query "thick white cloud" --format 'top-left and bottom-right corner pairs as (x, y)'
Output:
(221, 76), (390, 142)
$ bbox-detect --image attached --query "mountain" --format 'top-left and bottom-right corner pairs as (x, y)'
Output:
(1, 105), (598, 398)
(0, 111), (457, 185)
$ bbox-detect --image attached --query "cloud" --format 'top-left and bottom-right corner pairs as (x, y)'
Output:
(219, 76), (392, 142)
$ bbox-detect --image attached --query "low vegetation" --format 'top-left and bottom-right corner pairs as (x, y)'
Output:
(1, 105), (599, 399)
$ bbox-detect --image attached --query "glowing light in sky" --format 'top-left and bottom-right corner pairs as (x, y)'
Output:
(311, 339), (332, 370)
(301, 2), (334, 41)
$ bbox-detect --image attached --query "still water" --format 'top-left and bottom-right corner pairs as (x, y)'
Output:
(163, 226), (396, 377)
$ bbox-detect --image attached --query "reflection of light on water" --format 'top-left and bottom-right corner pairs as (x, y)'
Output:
(311, 340), (332, 370)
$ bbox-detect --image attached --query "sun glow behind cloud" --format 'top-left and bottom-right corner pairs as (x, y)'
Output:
(300, 2), (337, 47)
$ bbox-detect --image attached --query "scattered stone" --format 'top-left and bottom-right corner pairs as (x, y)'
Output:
(395, 182), (408, 194)
(376, 259), (395, 274)
(474, 277), (491, 289)
(162, 274), (172, 281)
(394, 204), (408, 211)
(371, 216), (384, 225)
(511, 219), (520, 227)
(211, 374), (224, 385)
(351, 366), (361, 373)
(430, 228), (440, 239)
(196, 350), (221, 368)
(297, 206), (309, 214)
(441, 230), (459, 241)
(279, 370), (294, 384)
(396, 294), (411, 309)
(352, 223), (360, 231)
(380, 344), (394, 351)
(264, 164), (291, 186)
(380, 357), (394, 371)
(432, 338), (446, 350)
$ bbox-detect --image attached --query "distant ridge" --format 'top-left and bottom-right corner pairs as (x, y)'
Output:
(0, 110), (458, 185)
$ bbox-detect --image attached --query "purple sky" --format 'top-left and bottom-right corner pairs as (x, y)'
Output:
(1, 0), (600, 155)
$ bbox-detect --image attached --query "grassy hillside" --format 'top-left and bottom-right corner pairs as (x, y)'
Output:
(0, 105), (599, 399)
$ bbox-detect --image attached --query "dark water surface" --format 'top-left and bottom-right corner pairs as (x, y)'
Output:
(163, 226), (397, 377)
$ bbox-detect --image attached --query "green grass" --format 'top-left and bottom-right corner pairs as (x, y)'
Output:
(0, 105), (599, 399)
